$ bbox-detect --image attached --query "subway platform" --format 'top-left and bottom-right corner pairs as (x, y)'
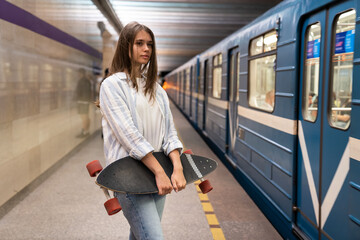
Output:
(0, 101), (282, 240)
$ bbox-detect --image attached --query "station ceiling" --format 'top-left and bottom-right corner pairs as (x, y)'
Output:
(104, 0), (283, 73)
(10, 0), (282, 73)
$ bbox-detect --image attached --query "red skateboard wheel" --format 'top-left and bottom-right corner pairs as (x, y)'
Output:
(104, 198), (122, 215)
(199, 180), (213, 194)
(86, 160), (103, 177)
(183, 149), (193, 154)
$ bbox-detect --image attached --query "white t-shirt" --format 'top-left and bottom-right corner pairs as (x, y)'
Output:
(135, 78), (165, 151)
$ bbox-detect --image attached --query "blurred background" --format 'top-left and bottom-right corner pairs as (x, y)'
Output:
(0, 0), (280, 209)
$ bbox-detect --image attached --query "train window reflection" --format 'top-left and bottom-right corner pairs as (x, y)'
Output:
(302, 23), (321, 122)
(249, 56), (276, 112)
(212, 53), (222, 99)
(249, 30), (277, 112)
(264, 31), (277, 52)
(250, 36), (263, 55)
(329, 9), (355, 130)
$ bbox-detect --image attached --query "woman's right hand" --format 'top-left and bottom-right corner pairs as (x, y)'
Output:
(141, 152), (173, 195)
(155, 171), (173, 195)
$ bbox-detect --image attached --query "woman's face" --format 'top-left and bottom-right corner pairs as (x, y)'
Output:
(131, 30), (153, 66)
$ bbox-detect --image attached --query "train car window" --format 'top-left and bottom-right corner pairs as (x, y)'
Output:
(229, 54), (235, 100)
(237, 52), (240, 101)
(250, 36), (263, 55)
(229, 50), (239, 101)
(302, 23), (321, 122)
(212, 53), (222, 99)
(329, 9), (355, 130)
(249, 30), (277, 112)
(228, 51), (241, 102)
(264, 31), (277, 52)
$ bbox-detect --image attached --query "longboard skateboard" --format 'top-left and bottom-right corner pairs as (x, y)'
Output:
(86, 150), (217, 215)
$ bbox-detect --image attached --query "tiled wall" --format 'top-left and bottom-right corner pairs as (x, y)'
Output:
(0, 13), (102, 206)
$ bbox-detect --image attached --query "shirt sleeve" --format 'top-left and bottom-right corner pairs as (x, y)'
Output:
(100, 78), (154, 160)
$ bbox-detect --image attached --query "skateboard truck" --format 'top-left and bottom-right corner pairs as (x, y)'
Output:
(183, 149), (213, 194)
(86, 160), (122, 215)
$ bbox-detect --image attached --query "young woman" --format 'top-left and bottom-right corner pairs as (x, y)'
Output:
(98, 21), (186, 239)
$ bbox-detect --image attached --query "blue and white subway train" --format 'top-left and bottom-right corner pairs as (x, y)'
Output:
(164, 0), (360, 239)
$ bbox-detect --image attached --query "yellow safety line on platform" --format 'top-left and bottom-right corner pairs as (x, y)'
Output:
(195, 180), (226, 240)
(175, 126), (225, 240)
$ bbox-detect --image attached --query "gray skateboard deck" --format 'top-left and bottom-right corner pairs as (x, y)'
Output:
(96, 152), (217, 194)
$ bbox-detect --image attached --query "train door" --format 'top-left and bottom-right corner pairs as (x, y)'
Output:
(183, 70), (186, 110)
(174, 74), (177, 105)
(296, 2), (355, 239)
(189, 66), (193, 119)
(203, 60), (209, 131)
(195, 58), (200, 126)
(178, 71), (182, 106)
(226, 47), (240, 158)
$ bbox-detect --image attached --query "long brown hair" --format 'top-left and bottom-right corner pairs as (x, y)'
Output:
(111, 22), (158, 98)
(95, 22), (158, 108)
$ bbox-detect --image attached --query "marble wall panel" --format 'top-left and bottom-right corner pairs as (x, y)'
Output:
(0, 18), (102, 207)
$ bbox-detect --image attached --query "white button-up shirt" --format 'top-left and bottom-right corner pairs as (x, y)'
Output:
(99, 72), (183, 166)
(135, 77), (165, 152)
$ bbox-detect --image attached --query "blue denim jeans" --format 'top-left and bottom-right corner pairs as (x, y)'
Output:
(115, 192), (166, 240)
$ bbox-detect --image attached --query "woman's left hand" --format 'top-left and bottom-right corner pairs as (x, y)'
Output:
(171, 169), (186, 193)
